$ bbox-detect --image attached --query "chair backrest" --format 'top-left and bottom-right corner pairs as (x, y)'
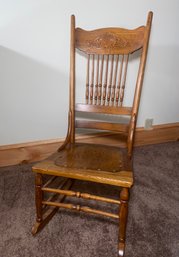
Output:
(67, 12), (153, 157)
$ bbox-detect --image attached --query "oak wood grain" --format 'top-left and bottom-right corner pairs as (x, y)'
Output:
(75, 27), (145, 55)
(32, 143), (133, 188)
(75, 103), (132, 115)
(75, 120), (129, 133)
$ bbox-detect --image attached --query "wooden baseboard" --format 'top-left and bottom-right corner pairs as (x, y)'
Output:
(0, 122), (179, 168)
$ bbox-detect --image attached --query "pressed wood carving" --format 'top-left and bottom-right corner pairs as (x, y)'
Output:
(87, 32), (130, 50)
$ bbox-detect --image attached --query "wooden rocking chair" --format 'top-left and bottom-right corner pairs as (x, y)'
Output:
(32, 12), (153, 256)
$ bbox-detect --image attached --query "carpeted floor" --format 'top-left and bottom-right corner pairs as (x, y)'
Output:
(0, 142), (179, 257)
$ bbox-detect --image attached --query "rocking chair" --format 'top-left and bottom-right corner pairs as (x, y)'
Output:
(32, 12), (153, 256)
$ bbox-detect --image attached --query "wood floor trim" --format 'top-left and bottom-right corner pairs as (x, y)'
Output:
(0, 122), (179, 167)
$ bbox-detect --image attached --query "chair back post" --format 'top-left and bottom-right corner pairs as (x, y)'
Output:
(69, 14), (76, 143)
(127, 11), (153, 157)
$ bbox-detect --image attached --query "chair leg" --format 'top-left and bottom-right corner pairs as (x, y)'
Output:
(35, 173), (43, 222)
(32, 173), (59, 235)
(118, 188), (129, 257)
(32, 175), (74, 235)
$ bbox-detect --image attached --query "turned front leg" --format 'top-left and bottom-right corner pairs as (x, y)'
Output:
(118, 188), (129, 257)
(35, 173), (43, 222)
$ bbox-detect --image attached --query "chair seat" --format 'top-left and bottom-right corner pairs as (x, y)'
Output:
(32, 143), (133, 188)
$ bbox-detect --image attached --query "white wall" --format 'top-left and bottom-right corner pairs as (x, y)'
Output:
(0, 0), (179, 145)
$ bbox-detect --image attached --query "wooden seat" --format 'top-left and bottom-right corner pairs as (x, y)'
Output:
(33, 143), (133, 187)
(32, 12), (153, 257)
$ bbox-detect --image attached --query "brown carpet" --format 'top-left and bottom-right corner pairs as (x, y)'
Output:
(0, 142), (179, 257)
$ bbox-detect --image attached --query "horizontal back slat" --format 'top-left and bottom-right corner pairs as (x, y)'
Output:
(75, 120), (129, 133)
(75, 104), (132, 115)
(75, 27), (145, 55)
